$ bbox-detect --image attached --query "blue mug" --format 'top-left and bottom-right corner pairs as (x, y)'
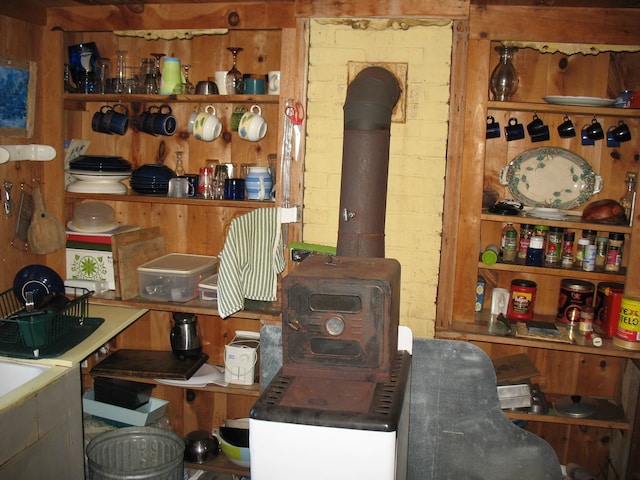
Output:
(486, 116), (501, 139)
(504, 118), (524, 141)
(244, 76), (266, 95)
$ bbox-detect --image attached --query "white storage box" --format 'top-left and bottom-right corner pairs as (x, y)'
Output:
(198, 274), (218, 301)
(137, 253), (218, 302)
(82, 389), (169, 426)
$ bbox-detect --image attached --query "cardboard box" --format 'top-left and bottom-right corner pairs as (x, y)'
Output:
(66, 245), (115, 289)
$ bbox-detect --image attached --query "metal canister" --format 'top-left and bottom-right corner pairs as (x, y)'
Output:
(613, 296), (640, 350)
(557, 279), (595, 325)
(594, 282), (625, 328)
(507, 279), (537, 321)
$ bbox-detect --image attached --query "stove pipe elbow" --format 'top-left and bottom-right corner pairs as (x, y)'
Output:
(337, 66), (401, 258)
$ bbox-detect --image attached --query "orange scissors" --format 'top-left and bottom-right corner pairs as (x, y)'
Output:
(285, 101), (304, 160)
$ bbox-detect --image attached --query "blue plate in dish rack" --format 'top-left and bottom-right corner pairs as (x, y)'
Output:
(499, 147), (603, 210)
(12, 264), (65, 305)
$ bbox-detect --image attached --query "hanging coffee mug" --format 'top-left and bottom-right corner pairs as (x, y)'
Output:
(586, 117), (604, 140)
(193, 105), (222, 142)
(581, 125), (595, 146)
(230, 106), (247, 131)
(504, 118), (525, 141)
(611, 120), (632, 142)
(557, 115), (576, 138)
(151, 104), (177, 136)
(486, 116), (501, 139)
(607, 126), (621, 148)
(238, 105), (268, 142)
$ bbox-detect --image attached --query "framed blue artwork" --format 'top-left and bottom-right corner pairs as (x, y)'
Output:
(0, 56), (37, 138)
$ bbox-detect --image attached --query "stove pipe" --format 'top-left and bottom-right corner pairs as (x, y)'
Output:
(336, 66), (401, 258)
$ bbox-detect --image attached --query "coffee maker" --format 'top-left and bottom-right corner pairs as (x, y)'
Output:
(170, 312), (202, 359)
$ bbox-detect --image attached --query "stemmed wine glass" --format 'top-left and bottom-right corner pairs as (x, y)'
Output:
(150, 53), (166, 91)
(176, 64), (195, 94)
(226, 47), (244, 94)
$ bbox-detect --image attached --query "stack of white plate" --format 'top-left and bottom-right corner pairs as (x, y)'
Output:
(66, 155), (132, 194)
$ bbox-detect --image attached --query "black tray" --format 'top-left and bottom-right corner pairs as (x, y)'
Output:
(0, 316), (104, 359)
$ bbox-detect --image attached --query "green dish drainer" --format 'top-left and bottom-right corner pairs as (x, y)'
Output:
(0, 287), (103, 358)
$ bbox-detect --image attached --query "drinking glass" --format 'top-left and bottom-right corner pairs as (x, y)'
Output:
(226, 47), (244, 94)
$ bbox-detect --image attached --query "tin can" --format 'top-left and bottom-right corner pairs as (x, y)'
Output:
(583, 244), (597, 272)
(613, 296), (640, 350)
(557, 279), (595, 325)
(594, 282), (625, 328)
(507, 279), (537, 321)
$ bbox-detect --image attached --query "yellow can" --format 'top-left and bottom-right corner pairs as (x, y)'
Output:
(613, 296), (640, 351)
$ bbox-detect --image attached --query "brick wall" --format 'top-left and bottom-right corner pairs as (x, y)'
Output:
(304, 19), (453, 337)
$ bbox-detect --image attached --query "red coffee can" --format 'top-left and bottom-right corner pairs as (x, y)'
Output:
(507, 279), (537, 321)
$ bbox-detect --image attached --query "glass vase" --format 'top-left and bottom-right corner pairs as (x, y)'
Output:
(489, 46), (519, 102)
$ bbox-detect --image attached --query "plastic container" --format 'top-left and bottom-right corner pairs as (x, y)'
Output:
(137, 254), (218, 302)
(94, 377), (155, 409)
(82, 390), (168, 427)
(86, 426), (184, 480)
(197, 274), (218, 301)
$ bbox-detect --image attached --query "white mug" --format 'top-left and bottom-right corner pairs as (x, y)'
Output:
(238, 104), (268, 142)
(193, 105), (222, 142)
(167, 177), (194, 198)
(267, 70), (280, 95)
(214, 70), (228, 95)
(187, 106), (202, 134)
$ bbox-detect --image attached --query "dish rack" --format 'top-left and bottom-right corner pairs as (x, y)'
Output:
(0, 287), (95, 358)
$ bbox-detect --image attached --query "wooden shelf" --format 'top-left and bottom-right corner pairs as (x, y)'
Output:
(65, 191), (277, 207)
(185, 452), (250, 476)
(90, 372), (261, 398)
(89, 293), (281, 323)
(478, 260), (626, 281)
(436, 319), (640, 360)
(503, 395), (629, 430)
(487, 100), (640, 118)
(480, 212), (633, 234)
(64, 93), (280, 110)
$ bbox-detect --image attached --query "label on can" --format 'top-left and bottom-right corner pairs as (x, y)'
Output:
(616, 296), (640, 342)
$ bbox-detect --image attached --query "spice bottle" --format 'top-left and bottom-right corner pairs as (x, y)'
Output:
(501, 223), (517, 263)
(534, 225), (549, 251)
(582, 229), (597, 245)
(605, 232), (625, 272)
(517, 224), (534, 262)
(579, 306), (594, 334)
(575, 238), (590, 268)
(595, 235), (608, 268)
(545, 226), (564, 265)
(561, 230), (575, 269)
(526, 236), (544, 267)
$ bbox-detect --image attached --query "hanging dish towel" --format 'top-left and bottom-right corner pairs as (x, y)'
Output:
(217, 207), (285, 318)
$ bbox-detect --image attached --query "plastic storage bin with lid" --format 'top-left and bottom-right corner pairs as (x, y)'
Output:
(137, 253), (217, 302)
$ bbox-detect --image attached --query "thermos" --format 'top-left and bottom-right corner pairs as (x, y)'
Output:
(170, 312), (202, 359)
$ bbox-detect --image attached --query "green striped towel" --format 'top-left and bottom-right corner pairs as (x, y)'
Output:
(217, 207), (285, 318)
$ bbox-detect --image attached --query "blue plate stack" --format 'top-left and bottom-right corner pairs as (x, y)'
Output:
(130, 164), (177, 195)
(70, 155), (132, 172)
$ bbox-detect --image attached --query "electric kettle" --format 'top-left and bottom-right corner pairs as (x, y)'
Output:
(170, 312), (202, 359)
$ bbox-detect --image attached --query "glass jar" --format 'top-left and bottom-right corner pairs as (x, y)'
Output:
(575, 238), (590, 268)
(561, 230), (575, 269)
(545, 226), (564, 265)
(595, 235), (609, 268)
(525, 235), (544, 267)
(489, 45), (519, 101)
(605, 232), (625, 272)
(517, 224), (534, 261)
(501, 223), (517, 263)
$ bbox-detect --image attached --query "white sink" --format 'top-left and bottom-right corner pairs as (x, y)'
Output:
(0, 360), (50, 397)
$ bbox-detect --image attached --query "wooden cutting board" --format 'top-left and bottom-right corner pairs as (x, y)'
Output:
(28, 187), (66, 254)
(112, 227), (164, 300)
(91, 349), (209, 379)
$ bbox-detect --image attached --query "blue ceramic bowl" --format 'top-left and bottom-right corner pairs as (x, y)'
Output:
(13, 264), (65, 305)
(131, 164), (176, 183)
